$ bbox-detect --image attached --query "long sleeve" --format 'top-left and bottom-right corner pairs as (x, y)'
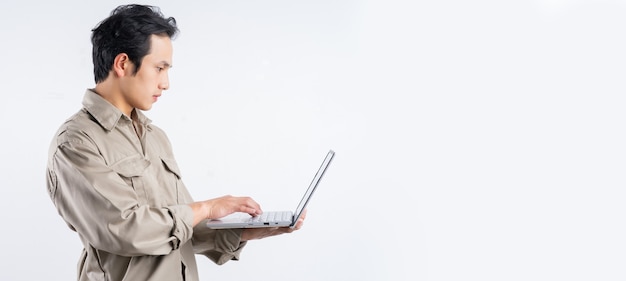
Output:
(192, 224), (247, 265)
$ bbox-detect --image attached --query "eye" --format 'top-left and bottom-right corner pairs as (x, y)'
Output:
(157, 67), (164, 72)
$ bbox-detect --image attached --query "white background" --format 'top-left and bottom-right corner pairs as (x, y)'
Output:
(1, 0), (625, 280)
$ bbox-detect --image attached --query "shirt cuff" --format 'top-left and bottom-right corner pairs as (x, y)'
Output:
(192, 224), (247, 265)
(214, 229), (247, 264)
(165, 204), (195, 250)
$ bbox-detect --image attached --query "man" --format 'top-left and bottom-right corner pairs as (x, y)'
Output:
(46, 4), (304, 281)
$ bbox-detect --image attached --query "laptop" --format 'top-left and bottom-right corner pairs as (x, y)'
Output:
(206, 150), (335, 229)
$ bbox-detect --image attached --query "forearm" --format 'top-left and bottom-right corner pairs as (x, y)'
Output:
(189, 201), (210, 226)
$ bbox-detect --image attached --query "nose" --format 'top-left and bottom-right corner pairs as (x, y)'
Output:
(159, 75), (170, 90)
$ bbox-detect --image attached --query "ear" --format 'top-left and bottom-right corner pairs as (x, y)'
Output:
(112, 53), (132, 77)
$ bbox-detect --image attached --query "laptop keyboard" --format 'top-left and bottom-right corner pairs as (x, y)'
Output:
(250, 211), (293, 223)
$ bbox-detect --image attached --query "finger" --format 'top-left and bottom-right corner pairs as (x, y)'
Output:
(245, 197), (263, 214)
(234, 197), (262, 216)
(291, 218), (305, 231)
(290, 223), (301, 231)
(240, 205), (261, 216)
(300, 208), (307, 219)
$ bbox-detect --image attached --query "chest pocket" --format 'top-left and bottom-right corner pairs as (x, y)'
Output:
(109, 154), (151, 204)
(160, 157), (182, 179)
(160, 157), (185, 204)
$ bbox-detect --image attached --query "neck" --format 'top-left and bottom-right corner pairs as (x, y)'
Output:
(94, 81), (133, 117)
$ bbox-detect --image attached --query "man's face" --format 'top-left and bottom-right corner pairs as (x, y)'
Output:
(120, 34), (173, 113)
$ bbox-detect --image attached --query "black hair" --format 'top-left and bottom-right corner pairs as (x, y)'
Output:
(91, 4), (179, 83)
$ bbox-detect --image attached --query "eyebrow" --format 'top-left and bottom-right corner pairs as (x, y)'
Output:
(158, 61), (173, 68)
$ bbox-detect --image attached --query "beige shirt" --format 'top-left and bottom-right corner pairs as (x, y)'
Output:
(46, 89), (245, 281)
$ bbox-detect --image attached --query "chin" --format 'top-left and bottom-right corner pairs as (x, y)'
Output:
(137, 105), (153, 112)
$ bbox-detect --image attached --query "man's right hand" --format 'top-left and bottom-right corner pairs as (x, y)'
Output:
(189, 195), (262, 226)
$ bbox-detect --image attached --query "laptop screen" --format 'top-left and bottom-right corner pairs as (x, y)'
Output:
(291, 150), (335, 225)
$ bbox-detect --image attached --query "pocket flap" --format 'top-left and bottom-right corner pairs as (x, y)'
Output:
(161, 157), (182, 179)
(110, 154), (150, 177)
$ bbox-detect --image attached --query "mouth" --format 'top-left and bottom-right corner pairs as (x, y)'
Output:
(153, 95), (161, 102)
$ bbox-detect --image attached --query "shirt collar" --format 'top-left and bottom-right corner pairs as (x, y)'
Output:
(82, 89), (152, 131)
